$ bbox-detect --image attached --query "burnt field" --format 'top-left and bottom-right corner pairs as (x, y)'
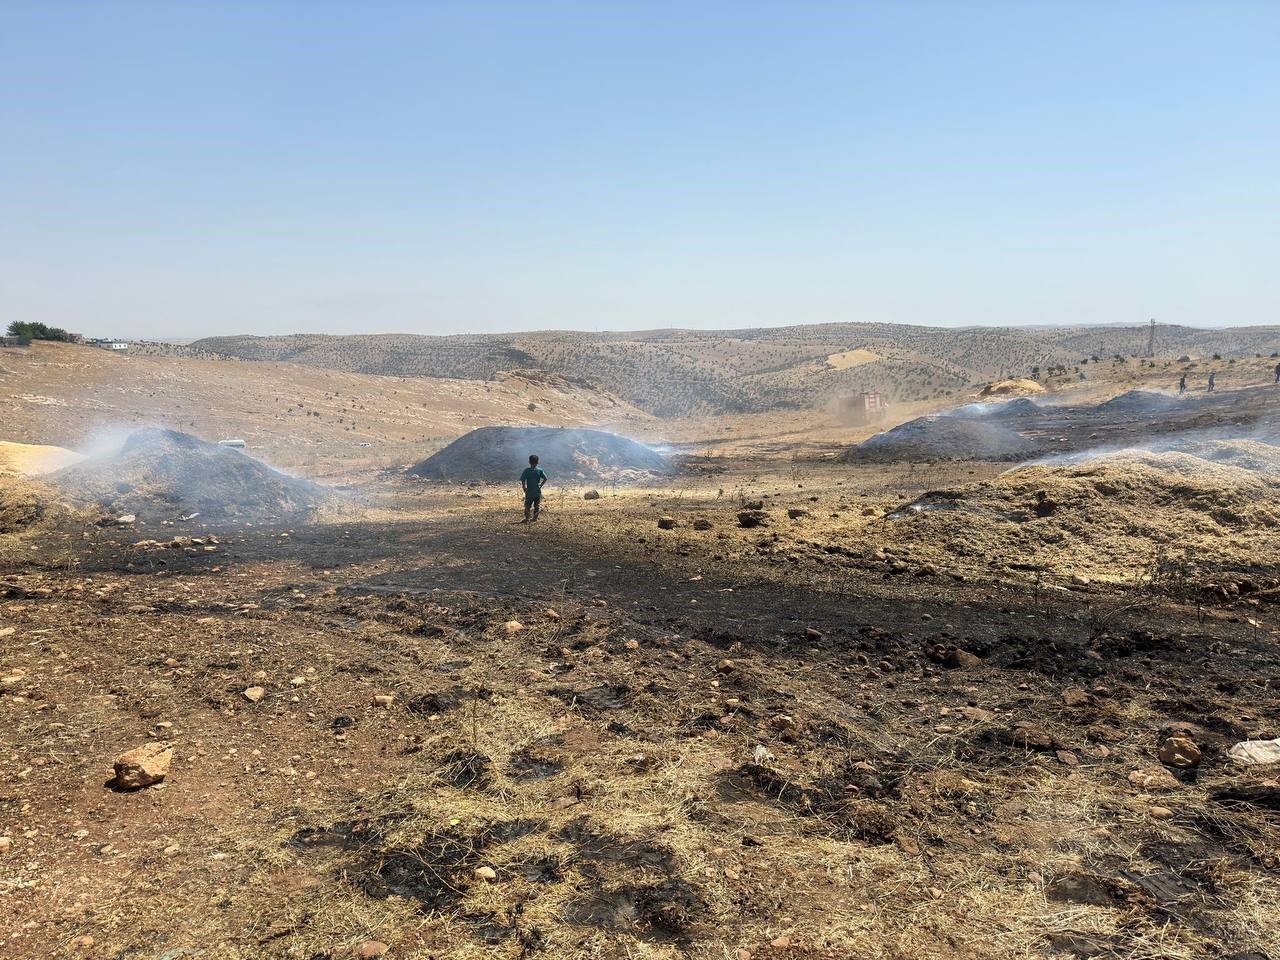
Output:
(3, 456), (1280, 959)
(2, 353), (1280, 959)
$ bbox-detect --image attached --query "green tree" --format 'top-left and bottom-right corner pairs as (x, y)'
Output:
(7, 320), (70, 342)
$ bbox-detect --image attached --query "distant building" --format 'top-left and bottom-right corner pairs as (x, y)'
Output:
(836, 391), (889, 425)
(88, 339), (130, 352)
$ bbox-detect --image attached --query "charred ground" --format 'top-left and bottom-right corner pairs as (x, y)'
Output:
(2, 347), (1280, 959)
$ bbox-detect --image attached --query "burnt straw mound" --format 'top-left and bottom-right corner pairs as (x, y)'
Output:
(0, 474), (54, 535)
(51, 429), (326, 522)
(844, 416), (1039, 463)
(1097, 389), (1184, 415)
(408, 426), (672, 483)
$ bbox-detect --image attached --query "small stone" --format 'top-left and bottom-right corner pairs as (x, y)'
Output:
(692, 518), (713, 531)
(372, 694), (395, 707)
(474, 865), (497, 881)
(804, 627), (823, 640)
(503, 620), (524, 635)
(657, 516), (677, 530)
(1149, 805), (1174, 820)
(771, 935), (793, 948)
(1158, 734), (1202, 769)
(716, 659), (735, 673)
(113, 742), (173, 790)
(353, 942), (388, 959)
(624, 639), (639, 650)
(942, 647), (981, 669)
(1056, 750), (1078, 766)
(583, 490), (601, 500)
(1128, 766), (1180, 791)
(1061, 687), (1090, 707)
(545, 609), (560, 620)
(0, 836), (11, 853)
(243, 686), (266, 703)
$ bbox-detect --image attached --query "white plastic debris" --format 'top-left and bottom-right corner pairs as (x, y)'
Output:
(1227, 738), (1280, 766)
(752, 744), (774, 765)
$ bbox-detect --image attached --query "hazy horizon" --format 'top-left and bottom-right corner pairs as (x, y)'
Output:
(136, 316), (1279, 346)
(3, 1), (1278, 340)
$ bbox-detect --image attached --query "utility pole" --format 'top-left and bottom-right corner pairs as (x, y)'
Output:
(1147, 317), (1156, 358)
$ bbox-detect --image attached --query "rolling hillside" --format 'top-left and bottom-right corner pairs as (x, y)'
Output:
(145, 323), (1280, 417)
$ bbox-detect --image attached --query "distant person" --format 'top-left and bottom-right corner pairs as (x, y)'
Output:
(1178, 373), (1186, 394)
(520, 454), (547, 522)
(1207, 372), (1216, 393)
(1274, 362), (1279, 384)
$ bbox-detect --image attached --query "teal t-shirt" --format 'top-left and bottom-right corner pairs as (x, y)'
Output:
(520, 466), (547, 497)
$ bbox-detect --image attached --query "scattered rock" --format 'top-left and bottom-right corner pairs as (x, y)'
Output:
(372, 694), (395, 707)
(473, 865), (497, 881)
(353, 942), (388, 959)
(786, 508), (809, 520)
(931, 644), (981, 669)
(113, 742), (173, 790)
(503, 620), (524, 635)
(692, 518), (713, 531)
(657, 516), (677, 530)
(1061, 687), (1090, 708)
(583, 490), (601, 500)
(1128, 766), (1180, 791)
(1149, 806), (1174, 820)
(1158, 734), (1202, 769)
(804, 627), (823, 640)
(243, 686), (266, 703)
(737, 510), (768, 528)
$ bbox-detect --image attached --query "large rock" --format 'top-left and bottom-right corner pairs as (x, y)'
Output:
(113, 742), (173, 790)
(1158, 734), (1202, 768)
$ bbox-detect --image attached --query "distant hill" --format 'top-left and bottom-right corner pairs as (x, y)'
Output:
(158, 323), (1280, 417)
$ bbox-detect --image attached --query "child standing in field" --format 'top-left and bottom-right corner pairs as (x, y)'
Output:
(520, 454), (547, 522)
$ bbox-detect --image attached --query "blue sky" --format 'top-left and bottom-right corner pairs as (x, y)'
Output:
(2, 1), (1277, 338)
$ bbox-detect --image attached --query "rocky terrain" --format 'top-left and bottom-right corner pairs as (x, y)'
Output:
(145, 322), (1280, 417)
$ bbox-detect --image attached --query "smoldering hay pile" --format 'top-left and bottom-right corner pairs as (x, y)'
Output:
(877, 439), (1280, 585)
(50, 428), (328, 522)
(844, 412), (1040, 462)
(408, 426), (673, 483)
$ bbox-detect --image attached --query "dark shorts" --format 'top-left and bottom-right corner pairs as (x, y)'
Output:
(524, 491), (542, 508)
